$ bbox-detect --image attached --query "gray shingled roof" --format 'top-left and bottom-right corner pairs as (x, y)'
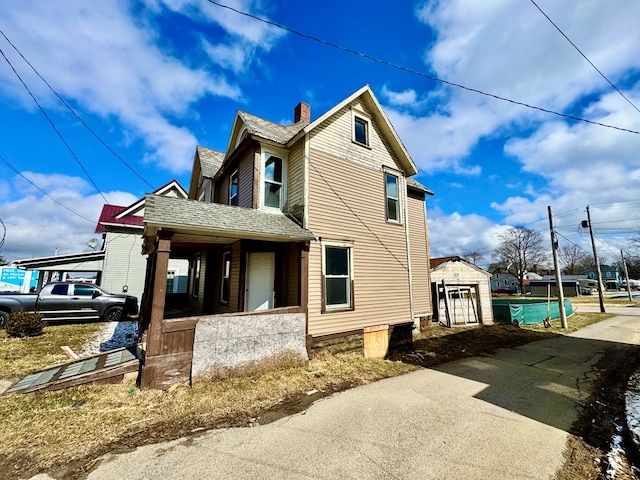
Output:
(407, 177), (434, 195)
(238, 111), (308, 144)
(144, 195), (315, 241)
(196, 146), (225, 178)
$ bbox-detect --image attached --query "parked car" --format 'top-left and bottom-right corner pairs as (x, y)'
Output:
(493, 286), (516, 295)
(0, 282), (138, 328)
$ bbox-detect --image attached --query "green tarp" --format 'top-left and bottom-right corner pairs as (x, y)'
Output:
(492, 299), (574, 325)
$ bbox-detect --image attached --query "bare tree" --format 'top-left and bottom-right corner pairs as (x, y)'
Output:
(463, 251), (484, 266)
(493, 226), (547, 294)
(559, 244), (588, 275)
(0, 253), (7, 266)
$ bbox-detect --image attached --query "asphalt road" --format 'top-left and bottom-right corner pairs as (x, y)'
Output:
(62, 311), (640, 480)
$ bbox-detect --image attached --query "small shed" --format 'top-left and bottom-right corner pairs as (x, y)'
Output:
(430, 256), (494, 327)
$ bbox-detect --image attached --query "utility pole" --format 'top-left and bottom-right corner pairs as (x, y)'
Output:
(582, 206), (605, 313)
(548, 206), (567, 328)
(621, 249), (632, 301)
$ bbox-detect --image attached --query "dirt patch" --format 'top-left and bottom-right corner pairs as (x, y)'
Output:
(557, 346), (640, 480)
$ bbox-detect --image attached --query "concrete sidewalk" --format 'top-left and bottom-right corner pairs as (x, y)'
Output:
(68, 314), (640, 480)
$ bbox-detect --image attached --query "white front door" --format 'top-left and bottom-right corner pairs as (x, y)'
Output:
(246, 252), (275, 311)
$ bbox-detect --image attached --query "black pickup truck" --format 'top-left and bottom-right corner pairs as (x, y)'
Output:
(0, 282), (138, 327)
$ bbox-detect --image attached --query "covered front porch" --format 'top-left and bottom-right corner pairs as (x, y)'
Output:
(137, 195), (315, 389)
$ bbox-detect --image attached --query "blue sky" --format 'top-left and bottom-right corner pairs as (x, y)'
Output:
(1, 0), (640, 268)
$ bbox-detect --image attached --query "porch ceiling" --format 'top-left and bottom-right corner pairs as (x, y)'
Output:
(143, 195), (315, 252)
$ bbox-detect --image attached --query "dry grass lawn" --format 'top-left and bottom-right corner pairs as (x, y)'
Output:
(0, 311), (615, 479)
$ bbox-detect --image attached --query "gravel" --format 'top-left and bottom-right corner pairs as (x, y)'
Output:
(81, 321), (139, 356)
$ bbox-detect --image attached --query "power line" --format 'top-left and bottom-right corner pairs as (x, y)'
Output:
(0, 153), (97, 225)
(0, 46), (109, 203)
(205, 0), (640, 136)
(530, 0), (640, 115)
(0, 28), (155, 190)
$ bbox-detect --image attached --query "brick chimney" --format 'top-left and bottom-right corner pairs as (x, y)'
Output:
(294, 102), (311, 123)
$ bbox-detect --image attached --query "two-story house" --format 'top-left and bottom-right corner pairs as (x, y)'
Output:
(137, 86), (433, 389)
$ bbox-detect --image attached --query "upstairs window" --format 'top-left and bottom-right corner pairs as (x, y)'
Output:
(385, 172), (400, 223)
(264, 154), (283, 208)
(229, 170), (239, 206)
(354, 116), (369, 146)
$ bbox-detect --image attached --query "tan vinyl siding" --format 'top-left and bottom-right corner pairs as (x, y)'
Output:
(309, 104), (403, 173)
(306, 149), (411, 337)
(407, 191), (431, 314)
(101, 231), (147, 302)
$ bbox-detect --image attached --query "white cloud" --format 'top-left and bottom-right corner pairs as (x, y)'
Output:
(427, 207), (507, 263)
(387, 1), (640, 179)
(0, 172), (138, 262)
(0, 1), (256, 174)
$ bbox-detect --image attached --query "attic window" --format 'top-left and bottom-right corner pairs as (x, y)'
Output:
(354, 117), (368, 145)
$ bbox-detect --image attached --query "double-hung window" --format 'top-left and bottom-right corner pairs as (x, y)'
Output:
(220, 250), (231, 304)
(322, 242), (353, 311)
(264, 154), (284, 208)
(229, 170), (239, 206)
(385, 172), (400, 223)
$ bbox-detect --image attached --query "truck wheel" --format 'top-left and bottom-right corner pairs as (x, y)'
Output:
(0, 310), (9, 329)
(104, 306), (123, 322)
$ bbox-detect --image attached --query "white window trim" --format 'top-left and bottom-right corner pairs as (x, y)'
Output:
(383, 168), (404, 225)
(351, 108), (371, 148)
(321, 239), (355, 311)
(260, 149), (288, 211)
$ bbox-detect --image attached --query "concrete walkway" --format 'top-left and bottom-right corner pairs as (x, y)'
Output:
(76, 313), (640, 480)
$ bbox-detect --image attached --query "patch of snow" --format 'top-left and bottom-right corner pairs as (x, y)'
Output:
(81, 321), (138, 356)
(606, 431), (625, 479)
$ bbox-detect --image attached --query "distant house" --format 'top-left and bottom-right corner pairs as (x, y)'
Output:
(137, 85), (434, 388)
(586, 264), (621, 290)
(13, 180), (188, 303)
(430, 256), (494, 326)
(488, 263), (542, 293)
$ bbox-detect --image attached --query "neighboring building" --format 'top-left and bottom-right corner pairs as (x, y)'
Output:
(95, 180), (189, 301)
(138, 85), (434, 388)
(13, 180), (188, 303)
(488, 263), (518, 292)
(430, 256), (494, 326)
(488, 263), (542, 293)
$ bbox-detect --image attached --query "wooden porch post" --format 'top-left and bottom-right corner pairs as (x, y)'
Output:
(147, 232), (172, 356)
(139, 232), (172, 389)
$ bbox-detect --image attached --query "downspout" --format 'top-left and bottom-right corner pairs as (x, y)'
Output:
(403, 179), (416, 330)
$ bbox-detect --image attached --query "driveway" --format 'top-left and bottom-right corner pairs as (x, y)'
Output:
(75, 313), (640, 480)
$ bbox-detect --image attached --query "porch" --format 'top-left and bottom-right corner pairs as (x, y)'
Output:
(138, 195), (315, 389)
